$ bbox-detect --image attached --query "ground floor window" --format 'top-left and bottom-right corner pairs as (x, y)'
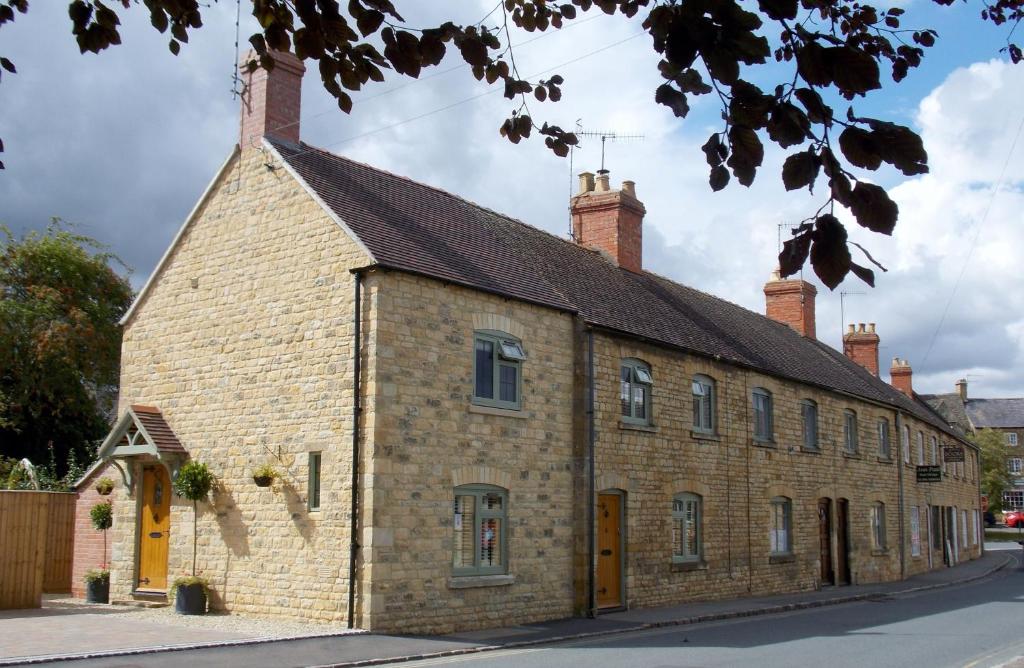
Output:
(871, 502), (887, 550)
(672, 493), (702, 563)
(770, 497), (791, 555)
(453, 485), (507, 576)
(910, 506), (921, 556)
(1003, 490), (1024, 509)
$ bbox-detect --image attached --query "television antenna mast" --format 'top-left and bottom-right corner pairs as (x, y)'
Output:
(576, 129), (645, 172)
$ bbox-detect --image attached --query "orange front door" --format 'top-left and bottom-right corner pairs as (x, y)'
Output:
(138, 466), (171, 591)
(597, 492), (623, 609)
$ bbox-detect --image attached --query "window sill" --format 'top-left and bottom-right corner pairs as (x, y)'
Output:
(801, 446), (821, 455)
(620, 421), (658, 434)
(871, 548), (890, 557)
(769, 553), (796, 564)
(841, 451), (860, 459)
(877, 456), (893, 464)
(691, 431), (720, 442)
(671, 560), (707, 572)
(752, 438), (776, 448)
(469, 404), (527, 419)
(448, 574), (515, 589)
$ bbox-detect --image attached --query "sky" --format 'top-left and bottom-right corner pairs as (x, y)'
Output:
(1, 1), (1022, 398)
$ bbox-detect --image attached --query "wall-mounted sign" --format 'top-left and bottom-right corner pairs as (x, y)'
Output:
(916, 465), (942, 482)
(943, 446), (965, 463)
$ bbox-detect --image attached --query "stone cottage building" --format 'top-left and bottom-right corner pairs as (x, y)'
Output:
(84, 50), (982, 633)
(924, 380), (1024, 509)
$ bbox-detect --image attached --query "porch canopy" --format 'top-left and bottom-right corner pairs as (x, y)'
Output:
(94, 405), (187, 491)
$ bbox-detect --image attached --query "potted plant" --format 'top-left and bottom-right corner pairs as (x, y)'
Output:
(88, 500), (113, 603)
(95, 476), (115, 495)
(171, 460), (214, 615)
(83, 569), (110, 603)
(252, 463), (278, 487)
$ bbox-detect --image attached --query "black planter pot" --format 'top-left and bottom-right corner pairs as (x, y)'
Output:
(85, 579), (109, 604)
(175, 583), (207, 615)
(253, 475), (273, 487)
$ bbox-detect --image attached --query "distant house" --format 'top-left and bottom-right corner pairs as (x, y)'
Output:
(923, 380), (1024, 508)
(75, 50), (981, 633)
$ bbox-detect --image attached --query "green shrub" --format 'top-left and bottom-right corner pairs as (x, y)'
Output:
(89, 501), (113, 531)
(83, 568), (109, 584)
(173, 461), (214, 502)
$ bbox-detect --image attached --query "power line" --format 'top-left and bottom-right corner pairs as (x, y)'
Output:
(260, 11), (609, 138)
(920, 110), (1024, 366)
(280, 31), (645, 161)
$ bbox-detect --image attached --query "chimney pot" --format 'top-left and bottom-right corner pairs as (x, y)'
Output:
(844, 320), (881, 376)
(868, 323), (876, 333)
(847, 324), (856, 334)
(890, 356), (914, 396)
(570, 171), (646, 273)
(764, 273), (817, 339)
(956, 378), (968, 401)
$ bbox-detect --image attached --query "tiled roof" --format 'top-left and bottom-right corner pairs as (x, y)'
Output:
(270, 138), (962, 441)
(965, 398), (1024, 429)
(920, 393), (973, 435)
(130, 405), (186, 453)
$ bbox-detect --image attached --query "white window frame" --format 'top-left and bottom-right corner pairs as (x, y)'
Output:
(917, 431), (925, 465)
(871, 501), (887, 550)
(770, 496), (792, 555)
(910, 506), (921, 557)
(1009, 458), (1022, 475)
(902, 425), (910, 464)
(931, 435), (938, 465)
(1008, 433), (1019, 447)
(672, 493), (703, 563)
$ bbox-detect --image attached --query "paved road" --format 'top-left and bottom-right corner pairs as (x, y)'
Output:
(385, 547), (1024, 668)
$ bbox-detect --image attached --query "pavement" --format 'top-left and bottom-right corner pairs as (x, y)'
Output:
(0, 549), (1016, 668)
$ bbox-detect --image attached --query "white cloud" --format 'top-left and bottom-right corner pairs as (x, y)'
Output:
(1, 6), (1021, 399)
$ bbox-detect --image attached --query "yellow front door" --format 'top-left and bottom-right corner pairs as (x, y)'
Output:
(597, 492), (623, 609)
(138, 466), (171, 592)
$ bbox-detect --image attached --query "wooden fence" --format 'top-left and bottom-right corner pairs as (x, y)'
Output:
(0, 491), (76, 608)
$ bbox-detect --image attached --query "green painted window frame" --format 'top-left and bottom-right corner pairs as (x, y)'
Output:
(452, 484), (508, 577)
(843, 410), (858, 454)
(620, 358), (653, 425)
(801, 399), (818, 450)
(472, 330), (525, 411)
(770, 496), (792, 555)
(877, 419), (891, 459)
(308, 451), (322, 511)
(672, 493), (703, 563)
(691, 375), (716, 434)
(752, 388), (773, 442)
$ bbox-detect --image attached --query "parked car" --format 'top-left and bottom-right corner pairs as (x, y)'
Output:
(1004, 510), (1024, 528)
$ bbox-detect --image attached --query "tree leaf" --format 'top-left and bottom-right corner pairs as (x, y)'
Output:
(810, 214), (851, 289)
(848, 181), (898, 234)
(779, 230), (812, 277)
(726, 126), (763, 186)
(781, 150), (820, 191)
(757, 0), (798, 21)
(793, 88), (831, 125)
(0, 57), (15, 74)
(655, 83), (689, 118)
(709, 164), (730, 191)
(827, 46), (881, 96)
(838, 127), (882, 170)
(766, 102), (810, 148)
(796, 42), (830, 86)
(849, 261), (875, 287)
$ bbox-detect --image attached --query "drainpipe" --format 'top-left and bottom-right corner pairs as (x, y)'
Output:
(895, 411), (906, 579)
(586, 328), (597, 618)
(347, 271), (363, 629)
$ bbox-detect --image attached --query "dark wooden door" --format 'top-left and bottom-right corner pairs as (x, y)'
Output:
(596, 493), (623, 609)
(818, 498), (834, 585)
(138, 466), (171, 592)
(836, 498), (851, 585)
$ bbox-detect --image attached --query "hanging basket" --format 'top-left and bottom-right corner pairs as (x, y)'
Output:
(253, 475), (274, 487)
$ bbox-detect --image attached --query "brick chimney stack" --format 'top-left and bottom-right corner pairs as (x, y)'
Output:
(956, 378), (968, 401)
(571, 170), (646, 273)
(890, 358), (914, 396)
(843, 323), (880, 376)
(763, 269), (817, 339)
(239, 49), (305, 150)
